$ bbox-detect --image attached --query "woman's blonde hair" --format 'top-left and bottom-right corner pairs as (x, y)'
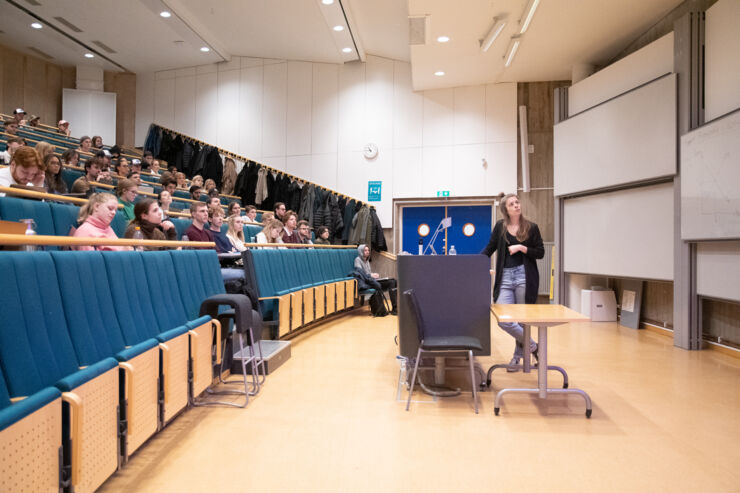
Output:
(204, 178), (216, 191)
(34, 141), (55, 160)
(191, 175), (204, 187)
(261, 219), (284, 244)
(260, 211), (274, 223)
(499, 193), (531, 243)
(78, 192), (117, 224)
(227, 215), (245, 242)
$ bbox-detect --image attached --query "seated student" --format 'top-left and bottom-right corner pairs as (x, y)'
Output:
(204, 178), (216, 192)
(142, 151), (154, 170)
(274, 202), (286, 221)
(158, 190), (173, 220)
(354, 244), (398, 315)
(61, 149), (79, 166)
(92, 136), (103, 149)
(124, 198), (176, 249)
(260, 211), (274, 223)
(190, 185), (203, 201)
(226, 214), (247, 252)
(159, 170), (174, 184)
(244, 205), (258, 223)
(0, 137), (23, 164)
(256, 219), (285, 246)
(34, 141), (54, 161)
(161, 177), (177, 195)
(165, 163), (175, 174)
(44, 154), (67, 195)
(281, 210), (301, 244)
(207, 206), (234, 253)
(27, 115), (41, 128)
(150, 159), (161, 175)
(183, 202), (213, 247)
(314, 225), (331, 245)
(109, 145), (121, 160)
(208, 196), (222, 211)
(297, 220), (313, 245)
(12, 108), (26, 126)
(78, 135), (92, 154)
(113, 157), (130, 177)
(191, 174), (204, 188)
(57, 119), (70, 137)
(3, 120), (19, 136)
(127, 170), (142, 187)
(130, 159), (142, 174)
(73, 192), (129, 251)
(71, 156), (102, 194)
(96, 150), (113, 185)
(175, 171), (188, 189)
(0, 146), (45, 191)
(116, 178), (138, 221)
(227, 201), (241, 218)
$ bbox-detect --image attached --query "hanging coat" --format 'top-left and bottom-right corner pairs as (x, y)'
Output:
(369, 208), (387, 252)
(328, 194), (344, 240)
(287, 180), (302, 213)
(255, 167), (269, 205)
(202, 148), (223, 188)
(299, 184), (315, 224)
(261, 171), (277, 211)
(349, 205), (372, 246)
(342, 199), (357, 243)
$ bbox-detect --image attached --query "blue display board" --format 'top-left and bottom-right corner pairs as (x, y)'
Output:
(367, 181), (382, 202)
(401, 204), (493, 255)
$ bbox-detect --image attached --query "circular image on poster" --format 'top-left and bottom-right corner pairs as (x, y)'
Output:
(462, 223), (475, 237)
(418, 223), (430, 237)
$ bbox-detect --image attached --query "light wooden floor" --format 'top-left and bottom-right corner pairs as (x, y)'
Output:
(100, 308), (740, 492)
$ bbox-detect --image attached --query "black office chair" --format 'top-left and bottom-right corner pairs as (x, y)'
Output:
(404, 289), (482, 414)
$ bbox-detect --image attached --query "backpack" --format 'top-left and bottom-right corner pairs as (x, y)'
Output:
(369, 290), (390, 317)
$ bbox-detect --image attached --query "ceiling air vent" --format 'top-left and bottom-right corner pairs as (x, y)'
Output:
(92, 40), (116, 54)
(28, 47), (53, 59)
(54, 16), (82, 33)
(408, 16), (429, 45)
(24, 0), (42, 6)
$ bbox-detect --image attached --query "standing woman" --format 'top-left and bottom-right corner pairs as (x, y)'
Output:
(44, 153), (67, 194)
(481, 193), (545, 370)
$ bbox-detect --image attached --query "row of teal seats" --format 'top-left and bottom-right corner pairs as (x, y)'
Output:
(0, 195), (262, 245)
(0, 249), (228, 493)
(14, 124), (79, 147)
(243, 248), (358, 337)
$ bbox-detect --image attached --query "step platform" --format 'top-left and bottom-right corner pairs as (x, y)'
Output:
(231, 340), (291, 375)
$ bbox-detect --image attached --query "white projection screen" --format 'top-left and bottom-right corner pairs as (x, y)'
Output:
(62, 88), (116, 145)
(554, 74), (677, 197)
(563, 182), (674, 280)
(697, 241), (740, 302)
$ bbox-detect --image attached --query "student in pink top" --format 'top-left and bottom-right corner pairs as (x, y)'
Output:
(73, 192), (129, 251)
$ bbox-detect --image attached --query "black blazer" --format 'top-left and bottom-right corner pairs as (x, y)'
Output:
(481, 219), (545, 304)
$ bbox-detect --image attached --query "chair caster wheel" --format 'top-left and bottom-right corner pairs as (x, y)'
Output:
(563, 382), (569, 389)
(485, 379), (491, 388)
(494, 407), (500, 416)
(586, 409), (592, 418)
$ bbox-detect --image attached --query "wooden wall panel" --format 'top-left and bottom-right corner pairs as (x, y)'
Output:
(0, 43), (75, 128)
(516, 81), (569, 242)
(104, 71), (136, 147)
(702, 298), (740, 348)
(611, 278), (674, 328)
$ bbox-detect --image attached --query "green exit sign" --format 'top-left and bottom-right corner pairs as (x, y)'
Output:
(436, 190), (450, 197)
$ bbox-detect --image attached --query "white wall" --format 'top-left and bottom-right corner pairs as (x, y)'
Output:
(705, 0), (740, 121)
(135, 55), (518, 225)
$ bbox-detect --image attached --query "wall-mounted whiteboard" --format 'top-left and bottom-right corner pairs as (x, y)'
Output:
(569, 32), (674, 116)
(554, 74), (677, 197)
(681, 108), (740, 240)
(697, 241), (740, 302)
(563, 182), (674, 281)
(705, 0), (740, 121)
(62, 88), (116, 145)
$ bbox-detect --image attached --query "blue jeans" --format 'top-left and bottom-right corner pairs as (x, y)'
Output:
(495, 265), (535, 358)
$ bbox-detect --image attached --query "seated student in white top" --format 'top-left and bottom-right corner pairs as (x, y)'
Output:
(0, 146), (45, 193)
(255, 219), (285, 246)
(226, 215), (247, 252)
(244, 205), (259, 223)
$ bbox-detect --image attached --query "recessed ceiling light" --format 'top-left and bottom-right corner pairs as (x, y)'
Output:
(342, 47), (352, 53)
(84, 53), (94, 58)
(437, 36), (450, 43)
(333, 25), (344, 31)
(321, 0), (334, 4)
(434, 71), (445, 76)
(160, 11), (171, 18)
(30, 22), (42, 29)
(200, 46), (210, 52)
